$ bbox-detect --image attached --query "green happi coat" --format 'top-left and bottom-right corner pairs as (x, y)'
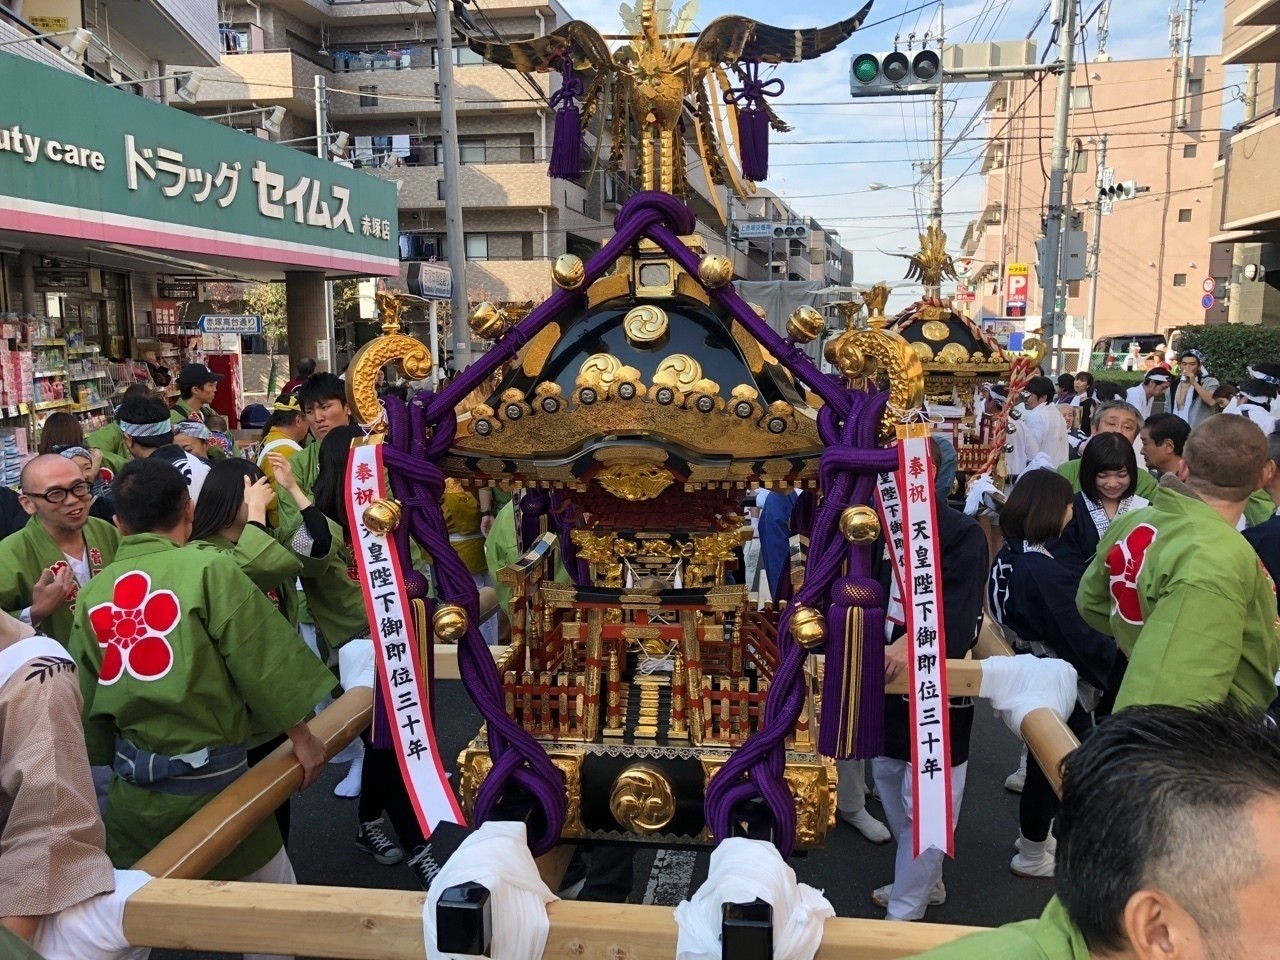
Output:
(0, 516), (120, 641)
(1078, 478), (1280, 711)
(905, 898), (1089, 959)
(85, 421), (126, 461)
(68, 534), (336, 879)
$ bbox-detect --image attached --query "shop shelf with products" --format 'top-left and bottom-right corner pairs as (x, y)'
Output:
(67, 342), (112, 431)
(0, 312), (34, 486)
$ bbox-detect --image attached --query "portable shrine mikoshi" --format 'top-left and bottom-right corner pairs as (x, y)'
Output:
(103, 1), (1088, 955)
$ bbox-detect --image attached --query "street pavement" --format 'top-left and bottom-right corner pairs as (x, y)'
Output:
(154, 682), (1055, 959)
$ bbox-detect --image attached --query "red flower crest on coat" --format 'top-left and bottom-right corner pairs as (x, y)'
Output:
(87, 571), (180, 685)
(1105, 523), (1157, 626)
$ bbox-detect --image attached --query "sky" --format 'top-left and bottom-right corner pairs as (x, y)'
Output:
(545, 0), (1235, 311)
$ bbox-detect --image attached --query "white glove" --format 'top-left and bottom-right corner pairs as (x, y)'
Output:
(964, 473), (998, 516)
(979, 655), (1077, 736)
(423, 821), (556, 960)
(674, 838), (833, 960)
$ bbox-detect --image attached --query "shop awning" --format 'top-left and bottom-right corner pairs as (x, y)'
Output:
(0, 51), (399, 280)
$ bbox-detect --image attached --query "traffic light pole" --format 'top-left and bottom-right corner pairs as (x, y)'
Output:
(931, 6), (945, 237)
(1039, 0), (1078, 373)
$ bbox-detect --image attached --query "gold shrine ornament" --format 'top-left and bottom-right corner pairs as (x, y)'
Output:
(696, 254), (733, 289)
(363, 498), (402, 535)
(622, 304), (669, 344)
(596, 461), (675, 501)
(609, 763), (676, 833)
(839, 506), (881, 545)
(786, 305), (826, 344)
(468, 302), (508, 341)
(551, 254), (586, 290)
(921, 320), (952, 342)
(432, 604), (469, 642)
(789, 605), (828, 649)
(345, 294), (433, 426)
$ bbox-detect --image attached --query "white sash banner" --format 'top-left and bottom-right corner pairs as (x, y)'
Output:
(895, 424), (955, 859)
(347, 440), (464, 836)
(874, 460), (907, 631)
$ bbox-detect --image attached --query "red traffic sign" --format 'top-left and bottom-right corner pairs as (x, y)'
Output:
(1201, 277), (1216, 295)
(1200, 293), (1215, 310)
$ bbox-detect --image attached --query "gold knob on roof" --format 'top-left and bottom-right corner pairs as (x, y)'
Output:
(697, 254), (734, 289)
(468, 302), (507, 340)
(789, 605), (828, 649)
(552, 254), (586, 290)
(786, 305), (826, 344)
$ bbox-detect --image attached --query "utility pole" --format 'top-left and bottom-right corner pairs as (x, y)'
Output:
(315, 74), (335, 372)
(1174, 0), (1194, 129)
(1228, 64), (1261, 324)
(435, 0), (472, 371)
(1085, 133), (1107, 347)
(1039, 0), (1078, 373)
(931, 5), (945, 234)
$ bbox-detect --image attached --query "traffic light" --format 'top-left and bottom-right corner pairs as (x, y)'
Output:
(1098, 180), (1148, 203)
(849, 49), (942, 97)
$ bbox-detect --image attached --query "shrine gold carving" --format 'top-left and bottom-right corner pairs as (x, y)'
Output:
(610, 763), (676, 833)
(596, 461), (676, 501)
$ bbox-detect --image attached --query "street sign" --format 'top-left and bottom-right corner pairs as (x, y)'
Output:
(735, 222), (776, 238)
(1005, 262), (1029, 310)
(407, 262), (453, 300)
(197, 314), (262, 335)
(954, 282), (976, 303)
(158, 282), (199, 300)
(1200, 293), (1215, 310)
(1201, 277), (1216, 294)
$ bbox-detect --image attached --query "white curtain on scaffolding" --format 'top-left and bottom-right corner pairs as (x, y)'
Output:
(731, 280), (828, 362)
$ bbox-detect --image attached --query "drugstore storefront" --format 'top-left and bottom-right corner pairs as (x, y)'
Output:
(0, 49), (397, 450)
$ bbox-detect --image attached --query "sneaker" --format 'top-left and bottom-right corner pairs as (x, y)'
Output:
(1014, 834), (1057, 855)
(1005, 751), (1027, 794)
(356, 819), (404, 865)
(839, 808), (892, 844)
(870, 880), (947, 909)
(1010, 849), (1055, 878)
(407, 843), (440, 890)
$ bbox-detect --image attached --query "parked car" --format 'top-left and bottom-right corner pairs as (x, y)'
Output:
(1090, 332), (1173, 372)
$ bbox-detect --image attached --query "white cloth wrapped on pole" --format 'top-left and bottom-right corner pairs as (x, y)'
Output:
(978, 655), (1078, 736)
(964, 473), (999, 516)
(33, 870), (152, 960)
(673, 838), (833, 960)
(337, 636), (376, 691)
(422, 821), (556, 960)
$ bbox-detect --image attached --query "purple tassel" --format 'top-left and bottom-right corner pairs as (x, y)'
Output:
(548, 58), (584, 181)
(725, 61), (784, 183)
(818, 577), (886, 760)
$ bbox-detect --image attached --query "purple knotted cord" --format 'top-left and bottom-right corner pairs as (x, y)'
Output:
(379, 395), (567, 854)
(548, 57), (585, 181)
(723, 61), (783, 182)
(704, 392), (898, 857)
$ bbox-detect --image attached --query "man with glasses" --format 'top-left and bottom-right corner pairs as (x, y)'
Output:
(0, 454), (120, 644)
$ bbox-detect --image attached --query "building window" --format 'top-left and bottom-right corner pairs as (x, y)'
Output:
(1173, 273), (1187, 287)
(1183, 143), (1197, 158)
(1188, 77), (1203, 94)
(1178, 208), (1192, 223)
(604, 175), (621, 205)
(359, 85), (378, 107)
(465, 233), (489, 260)
(456, 45), (484, 66)
(434, 82), (441, 100)
(459, 138), (486, 164)
(1069, 86), (1091, 109)
(437, 179), (447, 201)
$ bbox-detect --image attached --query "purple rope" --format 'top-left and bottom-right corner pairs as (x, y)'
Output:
(381, 396), (567, 854)
(704, 389), (898, 857)
(723, 61), (783, 182)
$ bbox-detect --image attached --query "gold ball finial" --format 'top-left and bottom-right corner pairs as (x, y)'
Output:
(362, 498), (402, 535)
(786, 305), (826, 344)
(468, 302), (507, 341)
(788, 605), (828, 649)
(839, 506), (881, 545)
(432, 604), (469, 642)
(551, 254), (586, 290)
(697, 254), (734, 289)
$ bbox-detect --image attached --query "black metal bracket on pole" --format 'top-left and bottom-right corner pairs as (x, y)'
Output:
(436, 881), (493, 957)
(721, 898), (773, 960)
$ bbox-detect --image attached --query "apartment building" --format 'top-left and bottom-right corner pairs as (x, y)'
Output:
(962, 55), (1231, 358)
(176, 0), (851, 312)
(1215, 0), (1280, 325)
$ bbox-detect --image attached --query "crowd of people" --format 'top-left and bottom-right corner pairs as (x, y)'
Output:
(2, 346), (1280, 959)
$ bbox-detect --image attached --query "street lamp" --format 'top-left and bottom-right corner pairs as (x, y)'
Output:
(279, 130), (351, 158)
(207, 105), (287, 136)
(0, 26), (93, 65)
(101, 72), (200, 103)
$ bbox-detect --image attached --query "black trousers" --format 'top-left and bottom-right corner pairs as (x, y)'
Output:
(358, 743), (426, 850)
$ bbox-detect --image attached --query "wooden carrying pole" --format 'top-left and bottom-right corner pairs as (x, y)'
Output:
(123, 880), (984, 960)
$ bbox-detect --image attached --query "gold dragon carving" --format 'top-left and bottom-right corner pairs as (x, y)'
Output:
(346, 292), (434, 427)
